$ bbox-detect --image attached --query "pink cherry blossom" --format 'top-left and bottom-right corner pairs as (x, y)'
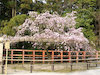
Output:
(3, 11), (95, 51)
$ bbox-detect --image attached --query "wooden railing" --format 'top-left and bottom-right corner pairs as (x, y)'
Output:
(3, 49), (100, 64)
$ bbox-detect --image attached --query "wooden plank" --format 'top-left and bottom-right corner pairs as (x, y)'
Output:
(63, 55), (69, 57)
(10, 49), (23, 51)
(52, 51), (54, 62)
(85, 55), (93, 56)
(76, 52), (78, 63)
(43, 51), (45, 64)
(83, 51), (85, 62)
(33, 50), (35, 64)
(24, 55), (33, 56)
(96, 51), (98, 59)
(48, 51), (54, 52)
(61, 51), (63, 63)
(12, 54), (22, 56)
(11, 50), (13, 64)
(68, 52), (71, 63)
(24, 50), (35, 51)
(22, 50), (24, 64)
(3, 58), (100, 62)
(34, 50), (43, 52)
(35, 55), (42, 56)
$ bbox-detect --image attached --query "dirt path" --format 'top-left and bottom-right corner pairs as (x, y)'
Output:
(0, 63), (100, 75)
(8, 68), (100, 75)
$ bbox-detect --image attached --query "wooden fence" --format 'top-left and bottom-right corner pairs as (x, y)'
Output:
(3, 49), (100, 64)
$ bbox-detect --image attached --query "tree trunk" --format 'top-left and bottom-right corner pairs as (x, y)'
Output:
(12, 0), (16, 17)
(12, 7), (14, 17)
(14, 0), (16, 16)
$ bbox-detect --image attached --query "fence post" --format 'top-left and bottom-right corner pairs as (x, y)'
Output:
(2, 65), (4, 74)
(51, 61), (54, 71)
(70, 62), (73, 71)
(96, 51), (98, 67)
(96, 51), (98, 59)
(1, 60), (5, 74)
(76, 52), (78, 63)
(96, 59), (98, 67)
(69, 51), (71, 63)
(33, 51), (35, 64)
(52, 51), (54, 63)
(11, 50), (13, 64)
(22, 50), (24, 64)
(43, 51), (45, 64)
(83, 51), (86, 62)
(61, 51), (63, 63)
(30, 62), (33, 73)
(87, 61), (89, 70)
(96, 62), (98, 67)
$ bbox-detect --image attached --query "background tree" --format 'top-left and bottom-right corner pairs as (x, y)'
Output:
(2, 14), (27, 36)
(74, 0), (97, 48)
(95, 0), (100, 49)
(0, 0), (12, 20)
(0, 0), (99, 50)
(7, 0), (17, 17)
(19, 0), (33, 14)
(32, 0), (46, 13)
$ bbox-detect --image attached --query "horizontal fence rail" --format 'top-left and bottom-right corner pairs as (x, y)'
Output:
(2, 58), (100, 74)
(3, 49), (100, 64)
(3, 58), (100, 62)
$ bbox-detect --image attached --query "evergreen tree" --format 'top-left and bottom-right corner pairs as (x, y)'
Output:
(2, 14), (27, 36)
(7, 0), (17, 17)
(75, 0), (97, 47)
(95, 0), (100, 48)
(19, 0), (33, 14)
(0, 0), (12, 20)
(32, 0), (46, 13)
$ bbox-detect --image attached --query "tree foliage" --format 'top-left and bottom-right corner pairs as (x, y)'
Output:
(2, 14), (27, 36)
(4, 11), (93, 51)
(76, 9), (96, 42)
(0, 0), (99, 50)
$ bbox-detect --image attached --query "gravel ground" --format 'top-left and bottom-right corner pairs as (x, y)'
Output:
(6, 68), (100, 75)
(0, 63), (100, 75)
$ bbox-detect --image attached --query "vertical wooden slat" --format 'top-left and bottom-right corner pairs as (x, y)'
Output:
(52, 51), (54, 63)
(61, 51), (63, 63)
(76, 51), (78, 63)
(22, 50), (24, 64)
(33, 50), (35, 64)
(96, 51), (98, 65)
(51, 61), (54, 71)
(68, 51), (71, 63)
(30, 61), (33, 73)
(11, 50), (13, 64)
(83, 51), (85, 62)
(96, 51), (98, 59)
(43, 51), (45, 64)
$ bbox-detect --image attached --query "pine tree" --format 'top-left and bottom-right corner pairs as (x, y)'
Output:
(19, 0), (33, 14)
(95, 0), (100, 48)
(7, 0), (17, 17)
